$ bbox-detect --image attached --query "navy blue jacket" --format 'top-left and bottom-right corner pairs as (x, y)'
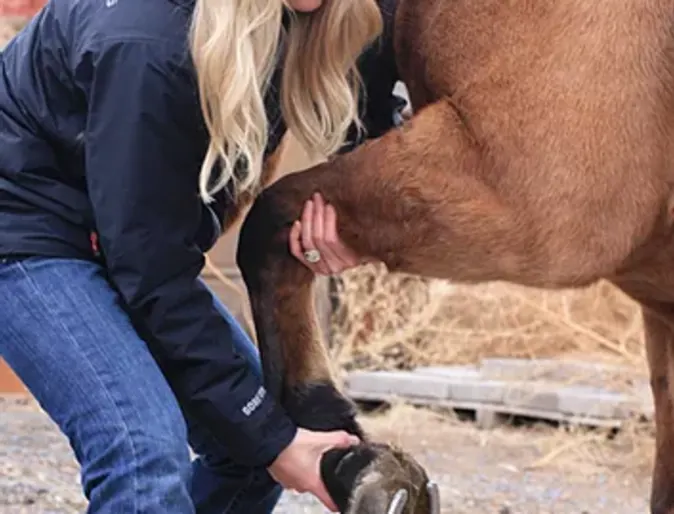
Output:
(0, 0), (403, 467)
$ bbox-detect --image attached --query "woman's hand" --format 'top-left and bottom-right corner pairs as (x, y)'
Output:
(267, 427), (360, 511)
(289, 192), (371, 275)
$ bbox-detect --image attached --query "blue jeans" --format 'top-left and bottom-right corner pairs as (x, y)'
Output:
(0, 256), (282, 513)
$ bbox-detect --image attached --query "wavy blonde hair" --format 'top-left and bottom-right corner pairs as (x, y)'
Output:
(189, 0), (383, 203)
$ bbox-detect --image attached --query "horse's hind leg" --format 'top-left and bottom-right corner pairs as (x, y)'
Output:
(643, 305), (674, 514)
(237, 99), (634, 413)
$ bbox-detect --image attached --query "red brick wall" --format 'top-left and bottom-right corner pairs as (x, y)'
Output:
(0, 0), (45, 17)
(0, 363), (25, 394)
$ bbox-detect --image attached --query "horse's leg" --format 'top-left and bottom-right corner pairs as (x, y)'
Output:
(237, 98), (657, 418)
(642, 304), (674, 514)
(237, 98), (665, 513)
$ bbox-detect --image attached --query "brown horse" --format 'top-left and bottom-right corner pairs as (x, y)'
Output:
(236, 0), (674, 512)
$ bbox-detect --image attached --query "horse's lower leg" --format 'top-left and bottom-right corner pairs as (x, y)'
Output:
(643, 305), (674, 514)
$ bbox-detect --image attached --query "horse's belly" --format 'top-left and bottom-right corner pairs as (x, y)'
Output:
(397, 0), (674, 131)
(397, 0), (674, 186)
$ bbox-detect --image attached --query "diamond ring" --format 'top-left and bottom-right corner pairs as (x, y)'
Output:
(303, 249), (321, 263)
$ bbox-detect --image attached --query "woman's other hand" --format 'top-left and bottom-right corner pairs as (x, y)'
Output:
(289, 192), (372, 275)
(267, 427), (360, 511)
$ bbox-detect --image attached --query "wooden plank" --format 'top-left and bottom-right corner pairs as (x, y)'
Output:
(346, 390), (627, 430)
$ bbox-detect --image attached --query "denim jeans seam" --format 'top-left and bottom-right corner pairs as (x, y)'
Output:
(15, 261), (141, 512)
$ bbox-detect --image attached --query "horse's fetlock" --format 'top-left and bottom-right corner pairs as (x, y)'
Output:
(284, 381), (364, 438)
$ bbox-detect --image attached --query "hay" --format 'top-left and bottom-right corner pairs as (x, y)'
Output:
(360, 402), (655, 477)
(524, 417), (655, 476)
(329, 264), (647, 377)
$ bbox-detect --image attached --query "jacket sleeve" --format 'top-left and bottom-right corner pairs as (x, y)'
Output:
(79, 38), (297, 467)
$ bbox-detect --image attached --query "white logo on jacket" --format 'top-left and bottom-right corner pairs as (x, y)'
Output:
(242, 386), (267, 416)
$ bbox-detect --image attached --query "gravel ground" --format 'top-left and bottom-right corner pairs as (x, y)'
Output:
(0, 395), (652, 513)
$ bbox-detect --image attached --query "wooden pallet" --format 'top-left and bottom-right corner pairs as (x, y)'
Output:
(343, 358), (652, 429)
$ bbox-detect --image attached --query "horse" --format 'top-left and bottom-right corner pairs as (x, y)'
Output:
(236, 0), (674, 512)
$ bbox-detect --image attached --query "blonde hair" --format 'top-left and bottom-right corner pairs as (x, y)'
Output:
(189, 0), (383, 203)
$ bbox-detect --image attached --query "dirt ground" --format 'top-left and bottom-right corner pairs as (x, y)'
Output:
(0, 395), (652, 514)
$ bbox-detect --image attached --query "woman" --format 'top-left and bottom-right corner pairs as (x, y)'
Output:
(0, 0), (404, 512)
